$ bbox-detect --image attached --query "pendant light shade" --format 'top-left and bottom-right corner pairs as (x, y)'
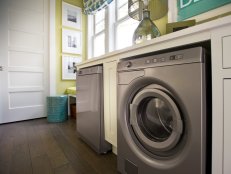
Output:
(128, 0), (168, 21)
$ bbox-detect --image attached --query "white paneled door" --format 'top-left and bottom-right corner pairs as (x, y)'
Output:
(0, 0), (49, 123)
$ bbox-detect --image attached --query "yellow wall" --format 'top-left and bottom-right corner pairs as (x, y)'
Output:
(56, 0), (87, 94)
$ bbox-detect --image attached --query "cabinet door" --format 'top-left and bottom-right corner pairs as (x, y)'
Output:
(103, 61), (117, 147)
(224, 79), (231, 174)
(223, 35), (231, 68)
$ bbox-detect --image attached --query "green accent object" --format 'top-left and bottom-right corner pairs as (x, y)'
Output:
(166, 20), (196, 34)
(133, 9), (161, 44)
(177, 0), (231, 21)
(47, 95), (68, 123)
(83, 0), (113, 14)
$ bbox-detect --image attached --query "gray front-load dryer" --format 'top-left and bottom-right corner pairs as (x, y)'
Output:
(117, 47), (211, 174)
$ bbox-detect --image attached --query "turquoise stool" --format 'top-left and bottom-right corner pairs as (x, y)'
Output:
(47, 95), (68, 122)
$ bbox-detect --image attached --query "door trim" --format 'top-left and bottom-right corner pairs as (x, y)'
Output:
(49, 0), (56, 95)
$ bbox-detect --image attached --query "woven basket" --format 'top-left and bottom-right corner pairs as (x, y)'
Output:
(47, 95), (68, 122)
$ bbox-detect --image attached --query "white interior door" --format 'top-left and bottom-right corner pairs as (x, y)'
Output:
(0, 0), (49, 123)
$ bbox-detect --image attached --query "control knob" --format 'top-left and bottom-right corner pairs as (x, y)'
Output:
(125, 61), (132, 68)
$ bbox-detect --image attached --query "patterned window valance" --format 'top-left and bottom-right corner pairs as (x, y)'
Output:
(83, 0), (113, 14)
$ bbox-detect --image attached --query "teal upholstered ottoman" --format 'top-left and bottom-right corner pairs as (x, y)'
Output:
(47, 95), (68, 122)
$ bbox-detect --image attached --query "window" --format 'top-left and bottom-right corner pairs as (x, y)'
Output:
(88, 9), (106, 58)
(94, 9), (106, 57)
(87, 0), (139, 59)
(115, 0), (139, 50)
(117, 0), (128, 20)
(93, 9), (106, 57)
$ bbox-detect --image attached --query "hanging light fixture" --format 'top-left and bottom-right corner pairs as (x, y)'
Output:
(129, 0), (168, 44)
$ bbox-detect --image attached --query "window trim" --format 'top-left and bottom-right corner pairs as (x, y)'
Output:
(87, 15), (93, 59)
(94, 9), (106, 35)
(87, 9), (108, 58)
(116, 0), (129, 21)
(114, 0), (137, 50)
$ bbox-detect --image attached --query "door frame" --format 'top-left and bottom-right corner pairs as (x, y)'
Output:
(49, 0), (56, 95)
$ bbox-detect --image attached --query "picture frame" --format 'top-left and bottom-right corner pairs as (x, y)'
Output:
(62, 2), (82, 30)
(62, 29), (82, 54)
(168, 0), (231, 23)
(62, 55), (82, 80)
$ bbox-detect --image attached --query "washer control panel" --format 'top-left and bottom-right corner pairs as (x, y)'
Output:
(144, 54), (183, 65)
(117, 47), (204, 71)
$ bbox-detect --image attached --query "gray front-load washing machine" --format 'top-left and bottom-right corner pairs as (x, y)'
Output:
(117, 47), (211, 174)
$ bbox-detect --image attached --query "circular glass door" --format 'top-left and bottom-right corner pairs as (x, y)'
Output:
(130, 88), (183, 154)
(139, 97), (173, 142)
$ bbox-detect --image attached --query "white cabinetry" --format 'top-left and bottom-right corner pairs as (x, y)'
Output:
(212, 28), (231, 174)
(224, 80), (231, 174)
(103, 60), (117, 147)
(223, 35), (231, 68)
(223, 34), (231, 174)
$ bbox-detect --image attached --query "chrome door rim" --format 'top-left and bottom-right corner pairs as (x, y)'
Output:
(130, 88), (183, 152)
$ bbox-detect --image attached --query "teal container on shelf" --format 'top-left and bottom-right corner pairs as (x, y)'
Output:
(47, 95), (68, 123)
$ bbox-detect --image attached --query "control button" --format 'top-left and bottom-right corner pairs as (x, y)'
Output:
(153, 58), (158, 63)
(170, 55), (176, 60)
(176, 54), (183, 59)
(160, 57), (166, 62)
(145, 59), (151, 64)
(125, 61), (132, 68)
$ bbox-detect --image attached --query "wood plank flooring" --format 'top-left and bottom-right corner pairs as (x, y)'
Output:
(0, 118), (118, 174)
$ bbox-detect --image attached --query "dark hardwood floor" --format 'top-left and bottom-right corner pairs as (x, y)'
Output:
(0, 118), (118, 174)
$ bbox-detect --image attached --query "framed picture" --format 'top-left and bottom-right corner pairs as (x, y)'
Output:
(168, 0), (231, 22)
(62, 29), (82, 54)
(62, 2), (82, 29)
(62, 55), (82, 80)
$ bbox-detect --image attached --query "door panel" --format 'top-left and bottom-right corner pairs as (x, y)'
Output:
(9, 30), (44, 50)
(9, 51), (44, 67)
(9, 92), (43, 108)
(9, 10), (44, 32)
(9, 72), (43, 87)
(8, 0), (44, 13)
(0, 0), (49, 123)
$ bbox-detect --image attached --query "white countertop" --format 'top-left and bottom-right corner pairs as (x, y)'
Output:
(77, 15), (231, 69)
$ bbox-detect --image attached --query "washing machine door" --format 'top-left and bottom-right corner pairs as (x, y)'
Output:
(130, 87), (183, 155)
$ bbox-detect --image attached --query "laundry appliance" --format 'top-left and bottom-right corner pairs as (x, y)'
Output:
(117, 47), (211, 174)
(76, 65), (111, 154)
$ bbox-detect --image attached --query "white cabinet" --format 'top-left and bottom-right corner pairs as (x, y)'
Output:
(212, 29), (231, 174)
(224, 80), (231, 174)
(222, 33), (231, 174)
(223, 35), (231, 68)
(103, 60), (117, 147)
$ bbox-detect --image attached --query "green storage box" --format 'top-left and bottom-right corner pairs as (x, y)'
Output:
(47, 95), (68, 122)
